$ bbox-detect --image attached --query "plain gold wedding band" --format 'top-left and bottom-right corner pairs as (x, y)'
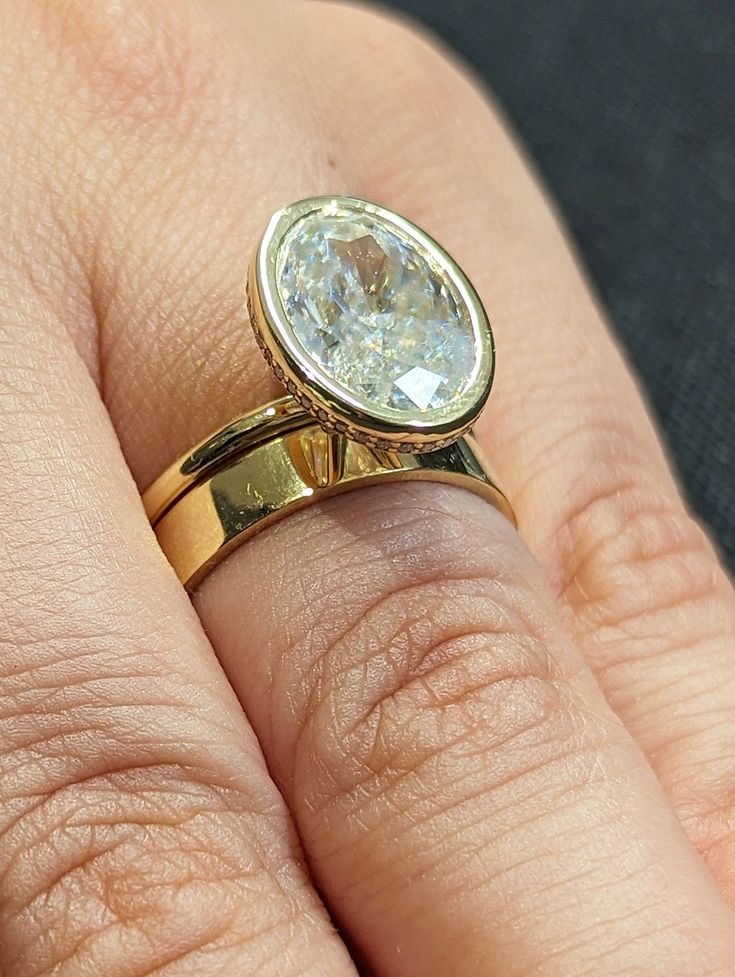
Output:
(142, 397), (515, 591)
(143, 195), (516, 589)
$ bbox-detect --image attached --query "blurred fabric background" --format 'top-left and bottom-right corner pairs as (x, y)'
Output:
(385, 0), (734, 569)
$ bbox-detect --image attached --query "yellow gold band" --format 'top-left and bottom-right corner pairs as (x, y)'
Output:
(142, 397), (515, 591)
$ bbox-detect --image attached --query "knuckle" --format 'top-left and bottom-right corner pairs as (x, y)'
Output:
(0, 594), (302, 972)
(286, 486), (586, 813)
(0, 621), (273, 834)
(0, 763), (299, 976)
(555, 463), (727, 632)
(29, 0), (227, 132)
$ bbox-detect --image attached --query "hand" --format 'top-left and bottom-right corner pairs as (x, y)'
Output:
(1, 2), (734, 975)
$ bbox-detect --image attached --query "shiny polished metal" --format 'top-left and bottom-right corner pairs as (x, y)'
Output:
(143, 197), (514, 590)
(249, 196), (495, 452)
(143, 398), (514, 591)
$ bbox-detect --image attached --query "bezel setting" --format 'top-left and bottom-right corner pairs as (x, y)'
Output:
(247, 195), (495, 452)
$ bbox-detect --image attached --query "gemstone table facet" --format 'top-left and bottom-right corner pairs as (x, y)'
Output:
(275, 204), (482, 426)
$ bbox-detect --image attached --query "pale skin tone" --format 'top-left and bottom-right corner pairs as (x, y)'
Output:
(0, 1), (734, 974)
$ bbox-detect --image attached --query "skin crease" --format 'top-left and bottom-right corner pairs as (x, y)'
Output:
(0, 0), (733, 975)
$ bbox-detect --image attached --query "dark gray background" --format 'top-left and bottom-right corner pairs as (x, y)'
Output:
(385, 0), (734, 569)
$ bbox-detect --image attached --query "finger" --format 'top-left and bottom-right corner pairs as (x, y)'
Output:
(31, 2), (735, 976)
(82, 0), (735, 882)
(202, 484), (735, 977)
(0, 17), (359, 977)
(321, 8), (735, 872)
(385, 22), (735, 885)
(0, 285), (356, 977)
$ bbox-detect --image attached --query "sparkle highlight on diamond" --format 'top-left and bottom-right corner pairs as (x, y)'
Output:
(275, 204), (480, 426)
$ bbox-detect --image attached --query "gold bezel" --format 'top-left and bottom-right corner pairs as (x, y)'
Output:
(247, 196), (495, 452)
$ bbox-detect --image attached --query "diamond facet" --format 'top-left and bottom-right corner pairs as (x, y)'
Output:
(274, 204), (482, 426)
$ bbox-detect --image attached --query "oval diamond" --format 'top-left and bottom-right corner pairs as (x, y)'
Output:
(252, 198), (493, 447)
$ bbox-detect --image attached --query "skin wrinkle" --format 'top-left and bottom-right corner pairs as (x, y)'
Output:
(290, 577), (537, 721)
(288, 520), (576, 800)
(256, 487), (537, 661)
(557, 480), (721, 618)
(14, 821), (236, 920)
(0, 0), (734, 974)
(13, 829), (258, 975)
(0, 114), (356, 977)
(0, 755), (344, 976)
(595, 640), (733, 725)
(203, 484), (735, 972)
(0, 765), (258, 853)
(312, 727), (604, 873)
(262, 490), (560, 712)
(320, 618), (557, 748)
(45, 927), (232, 977)
(274, 583), (562, 795)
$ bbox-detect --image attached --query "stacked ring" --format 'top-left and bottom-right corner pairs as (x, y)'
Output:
(142, 197), (515, 590)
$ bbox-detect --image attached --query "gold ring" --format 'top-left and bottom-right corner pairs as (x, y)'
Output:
(142, 196), (515, 590)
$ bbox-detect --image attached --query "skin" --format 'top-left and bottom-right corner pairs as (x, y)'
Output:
(0, 0), (734, 974)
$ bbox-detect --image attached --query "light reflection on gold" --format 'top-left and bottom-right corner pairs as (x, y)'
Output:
(143, 399), (514, 591)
